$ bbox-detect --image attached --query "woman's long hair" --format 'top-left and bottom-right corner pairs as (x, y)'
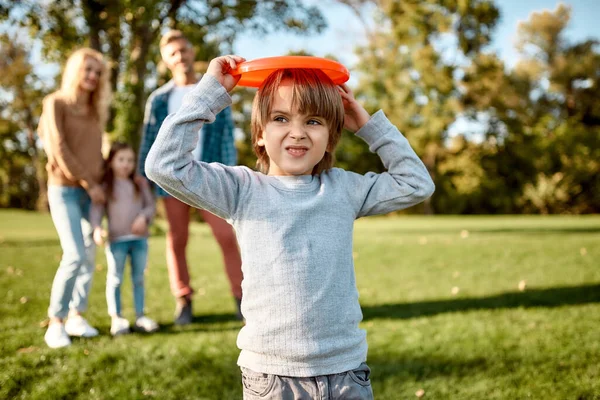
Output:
(60, 48), (111, 130)
(103, 142), (140, 201)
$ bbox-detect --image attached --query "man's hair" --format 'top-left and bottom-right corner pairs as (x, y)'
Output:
(159, 30), (190, 49)
(251, 69), (345, 175)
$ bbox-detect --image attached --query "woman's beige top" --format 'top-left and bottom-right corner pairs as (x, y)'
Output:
(38, 92), (104, 190)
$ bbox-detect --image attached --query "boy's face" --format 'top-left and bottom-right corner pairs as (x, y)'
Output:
(161, 38), (195, 77)
(257, 81), (330, 176)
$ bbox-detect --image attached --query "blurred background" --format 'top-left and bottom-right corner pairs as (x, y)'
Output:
(1, 2), (599, 399)
(1, 0), (599, 215)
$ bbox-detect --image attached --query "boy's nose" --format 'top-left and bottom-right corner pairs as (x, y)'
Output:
(289, 125), (307, 140)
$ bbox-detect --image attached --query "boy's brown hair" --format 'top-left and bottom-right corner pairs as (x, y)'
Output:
(251, 68), (345, 175)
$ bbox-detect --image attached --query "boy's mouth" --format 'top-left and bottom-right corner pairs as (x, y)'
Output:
(286, 146), (308, 157)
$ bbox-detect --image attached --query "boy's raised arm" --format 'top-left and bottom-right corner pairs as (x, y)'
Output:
(349, 110), (435, 217)
(144, 63), (247, 220)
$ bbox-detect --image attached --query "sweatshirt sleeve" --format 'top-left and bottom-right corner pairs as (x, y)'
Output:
(345, 110), (435, 218)
(145, 75), (247, 220)
(40, 95), (98, 190)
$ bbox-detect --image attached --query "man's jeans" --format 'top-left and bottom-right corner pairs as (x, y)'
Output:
(105, 238), (148, 317)
(47, 186), (96, 319)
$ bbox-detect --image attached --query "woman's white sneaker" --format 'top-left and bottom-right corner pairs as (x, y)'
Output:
(134, 316), (159, 333)
(44, 323), (71, 348)
(110, 316), (131, 336)
(64, 315), (99, 337)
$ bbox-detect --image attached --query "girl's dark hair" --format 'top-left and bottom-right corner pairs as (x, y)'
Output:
(104, 141), (140, 201)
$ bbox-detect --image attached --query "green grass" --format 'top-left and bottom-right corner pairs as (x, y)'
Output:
(1, 210), (599, 399)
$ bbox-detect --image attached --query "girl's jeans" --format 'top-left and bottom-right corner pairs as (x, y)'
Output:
(47, 185), (96, 319)
(105, 238), (148, 317)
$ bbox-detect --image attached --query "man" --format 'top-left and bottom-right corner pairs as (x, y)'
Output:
(138, 30), (243, 325)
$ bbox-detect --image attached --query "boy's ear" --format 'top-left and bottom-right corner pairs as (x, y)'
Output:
(257, 131), (265, 147)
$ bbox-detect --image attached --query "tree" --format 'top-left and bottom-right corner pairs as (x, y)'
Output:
(463, 4), (600, 213)
(0, 34), (50, 210)
(352, 0), (500, 213)
(515, 5), (600, 213)
(4, 0), (326, 150)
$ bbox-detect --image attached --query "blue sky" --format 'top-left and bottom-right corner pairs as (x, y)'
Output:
(5, 1), (600, 88)
(234, 0), (600, 70)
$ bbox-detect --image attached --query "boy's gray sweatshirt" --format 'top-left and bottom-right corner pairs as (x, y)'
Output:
(146, 75), (435, 377)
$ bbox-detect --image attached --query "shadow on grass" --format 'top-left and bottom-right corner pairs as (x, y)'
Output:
(362, 283), (600, 321)
(154, 312), (243, 335)
(374, 226), (600, 235)
(0, 238), (60, 247)
(468, 227), (600, 235)
(72, 313), (242, 339)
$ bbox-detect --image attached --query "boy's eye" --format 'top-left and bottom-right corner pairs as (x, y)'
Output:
(273, 116), (287, 123)
(307, 119), (322, 125)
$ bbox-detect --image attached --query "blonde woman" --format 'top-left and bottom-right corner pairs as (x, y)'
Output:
(38, 48), (111, 348)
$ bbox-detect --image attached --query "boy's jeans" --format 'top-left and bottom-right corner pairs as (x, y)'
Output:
(47, 185), (96, 319)
(241, 362), (374, 400)
(105, 238), (148, 317)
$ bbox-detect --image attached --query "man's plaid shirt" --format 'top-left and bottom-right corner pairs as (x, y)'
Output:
(138, 79), (237, 197)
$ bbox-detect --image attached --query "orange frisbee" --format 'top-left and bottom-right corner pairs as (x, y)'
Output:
(232, 56), (350, 88)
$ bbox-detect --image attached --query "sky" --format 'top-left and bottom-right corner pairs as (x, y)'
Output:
(232, 0), (598, 139)
(234, 0), (600, 71)
(3, 0), (599, 108)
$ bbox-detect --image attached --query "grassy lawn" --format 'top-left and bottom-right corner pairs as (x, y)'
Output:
(1, 209), (599, 399)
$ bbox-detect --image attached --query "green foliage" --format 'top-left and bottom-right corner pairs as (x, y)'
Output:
(463, 3), (600, 213)
(0, 34), (49, 210)
(7, 0), (326, 150)
(1, 210), (600, 398)
(2, 1), (599, 214)
(354, 0), (500, 213)
(353, 1), (598, 214)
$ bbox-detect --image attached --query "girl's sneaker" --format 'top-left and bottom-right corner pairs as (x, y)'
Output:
(65, 315), (99, 337)
(110, 316), (130, 336)
(44, 322), (71, 348)
(134, 316), (159, 333)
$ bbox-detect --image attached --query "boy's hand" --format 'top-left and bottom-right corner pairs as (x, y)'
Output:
(131, 215), (147, 235)
(206, 55), (246, 92)
(339, 84), (371, 133)
(93, 227), (107, 246)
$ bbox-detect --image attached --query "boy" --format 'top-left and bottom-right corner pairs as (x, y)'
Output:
(146, 55), (434, 398)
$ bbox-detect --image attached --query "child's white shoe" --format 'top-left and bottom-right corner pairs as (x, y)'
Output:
(110, 316), (130, 336)
(65, 315), (99, 337)
(134, 316), (159, 333)
(44, 322), (71, 348)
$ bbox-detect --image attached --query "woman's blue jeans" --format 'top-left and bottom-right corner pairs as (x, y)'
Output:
(105, 238), (148, 317)
(47, 185), (96, 319)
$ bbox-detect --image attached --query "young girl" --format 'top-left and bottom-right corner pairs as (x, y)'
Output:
(91, 142), (158, 336)
(39, 48), (111, 348)
(146, 55), (435, 398)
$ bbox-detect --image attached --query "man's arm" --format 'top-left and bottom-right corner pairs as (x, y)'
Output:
(220, 106), (237, 166)
(145, 75), (246, 220)
(138, 92), (158, 179)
